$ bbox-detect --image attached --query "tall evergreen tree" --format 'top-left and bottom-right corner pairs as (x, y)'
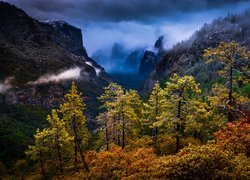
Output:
(26, 129), (48, 179)
(26, 109), (72, 176)
(60, 82), (90, 172)
(98, 83), (138, 149)
(46, 109), (73, 172)
(98, 83), (124, 148)
(164, 74), (202, 152)
(144, 82), (167, 148)
(204, 41), (250, 122)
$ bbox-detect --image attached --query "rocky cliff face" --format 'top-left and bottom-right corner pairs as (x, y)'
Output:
(44, 20), (88, 57)
(0, 2), (110, 114)
(141, 12), (250, 93)
(124, 49), (144, 73)
(138, 36), (165, 79)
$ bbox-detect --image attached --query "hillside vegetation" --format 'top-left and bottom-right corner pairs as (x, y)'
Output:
(2, 42), (249, 179)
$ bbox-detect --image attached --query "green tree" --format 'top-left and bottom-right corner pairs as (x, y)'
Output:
(45, 109), (73, 172)
(144, 82), (167, 149)
(26, 109), (73, 176)
(164, 74), (202, 152)
(126, 89), (144, 137)
(98, 83), (138, 149)
(60, 82), (90, 172)
(98, 83), (124, 148)
(204, 41), (250, 122)
(26, 129), (48, 179)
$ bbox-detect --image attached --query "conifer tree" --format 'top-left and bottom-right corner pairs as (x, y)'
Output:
(26, 129), (48, 179)
(98, 83), (138, 149)
(60, 82), (90, 172)
(204, 41), (250, 121)
(119, 90), (138, 148)
(97, 112), (110, 150)
(126, 89), (144, 136)
(46, 109), (73, 172)
(164, 74), (201, 152)
(98, 83), (124, 147)
(26, 109), (73, 176)
(144, 82), (167, 148)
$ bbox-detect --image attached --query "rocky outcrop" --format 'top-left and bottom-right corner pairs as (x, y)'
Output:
(141, 12), (250, 93)
(138, 36), (165, 79)
(138, 50), (158, 78)
(44, 20), (88, 56)
(124, 49), (144, 73)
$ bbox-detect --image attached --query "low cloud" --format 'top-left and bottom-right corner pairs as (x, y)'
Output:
(27, 67), (81, 85)
(4, 0), (250, 56)
(85, 61), (101, 76)
(0, 77), (13, 94)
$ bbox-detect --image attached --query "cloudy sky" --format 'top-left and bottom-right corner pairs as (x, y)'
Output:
(4, 0), (250, 55)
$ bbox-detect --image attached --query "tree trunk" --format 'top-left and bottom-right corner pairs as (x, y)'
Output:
(56, 138), (63, 172)
(194, 131), (198, 139)
(39, 151), (46, 179)
(153, 94), (159, 149)
(117, 114), (121, 147)
(176, 99), (182, 153)
(228, 64), (233, 122)
(105, 120), (109, 151)
(117, 130), (121, 146)
(176, 124), (180, 153)
(122, 111), (125, 149)
(72, 119), (89, 172)
(74, 137), (78, 168)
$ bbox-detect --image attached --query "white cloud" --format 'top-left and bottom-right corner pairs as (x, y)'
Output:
(0, 77), (13, 94)
(82, 21), (156, 56)
(85, 61), (101, 76)
(28, 67), (81, 85)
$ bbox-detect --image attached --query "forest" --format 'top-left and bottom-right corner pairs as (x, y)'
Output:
(2, 41), (249, 179)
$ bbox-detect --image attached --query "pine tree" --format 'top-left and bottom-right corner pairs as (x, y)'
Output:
(26, 109), (73, 176)
(126, 89), (144, 136)
(97, 112), (110, 150)
(164, 74), (202, 152)
(46, 109), (73, 172)
(98, 83), (138, 149)
(119, 90), (138, 148)
(144, 82), (167, 148)
(98, 83), (124, 148)
(60, 82), (90, 172)
(183, 99), (216, 141)
(204, 41), (250, 122)
(26, 129), (48, 179)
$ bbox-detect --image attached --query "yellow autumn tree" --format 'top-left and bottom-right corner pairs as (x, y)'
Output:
(98, 83), (138, 149)
(59, 82), (90, 172)
(164, 74), (205, 152)
(204, 41), (250, 122)
(26, 109), (72, 177)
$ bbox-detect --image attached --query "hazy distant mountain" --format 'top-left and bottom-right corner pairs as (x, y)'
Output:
(141, 11), (250, 93)
(138, 36), (165, 80)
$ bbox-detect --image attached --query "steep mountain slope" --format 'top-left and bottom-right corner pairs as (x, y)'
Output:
(0, 1), (111, 167)
(141, 11), (250, 93)
(0, 2), (110, 111)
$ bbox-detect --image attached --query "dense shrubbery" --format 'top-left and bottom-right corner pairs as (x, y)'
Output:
(67, 143), (249, 179)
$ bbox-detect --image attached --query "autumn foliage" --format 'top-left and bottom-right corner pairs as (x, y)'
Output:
(65, 144), (249, 179)
(17, 42), (250, 179)
(215, 119), (250, 156)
